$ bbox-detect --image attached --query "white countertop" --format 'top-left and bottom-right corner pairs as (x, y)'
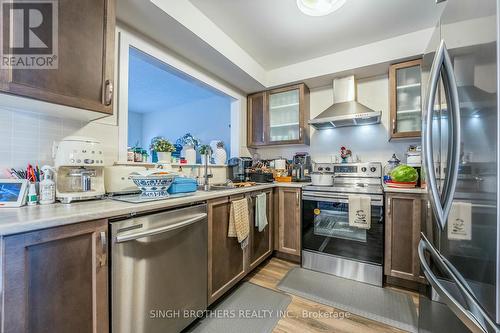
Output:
(0, 182), (309, 236)
(383, 185), (428, 194)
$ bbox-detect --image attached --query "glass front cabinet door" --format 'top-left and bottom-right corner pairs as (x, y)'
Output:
(247, 83), (310, 147)
(389, 59), (423, 139)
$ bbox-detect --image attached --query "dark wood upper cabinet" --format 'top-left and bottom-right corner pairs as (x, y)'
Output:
(2, 219), (109, 333)
(247, 83), (310, 147)
(389, 59), (423, 139)
(247, 92), (267, 147)
(0, 0), (115, 115)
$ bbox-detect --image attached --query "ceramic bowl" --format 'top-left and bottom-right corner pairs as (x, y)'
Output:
(129, 174), (175, 194)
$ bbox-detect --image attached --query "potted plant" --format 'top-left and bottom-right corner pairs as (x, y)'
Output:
(214, 141), (227, 165)
(152, 138), (175, 163)
(198, 144), (212, 164)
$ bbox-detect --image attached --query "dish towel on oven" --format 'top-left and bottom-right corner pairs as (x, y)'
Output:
(448, 201), (472, 240)
(255, 193), (268, 232)
(228, 198), (250, 248)
(348, 195), (371, 229)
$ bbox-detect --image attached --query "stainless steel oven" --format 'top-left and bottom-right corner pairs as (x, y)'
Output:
(301, 162), (384, 286)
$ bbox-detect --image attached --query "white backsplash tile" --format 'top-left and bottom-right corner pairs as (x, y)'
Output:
(0, 109), (87, 170)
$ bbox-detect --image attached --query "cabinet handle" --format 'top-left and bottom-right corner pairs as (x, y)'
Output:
(104, 80), (113, 106)
(392, 118), (396, 133)
(387, 198), (391, 215)
(99, 231), (107, 267)
(299, 127), (303, 140)
(296, 192), (300, 206)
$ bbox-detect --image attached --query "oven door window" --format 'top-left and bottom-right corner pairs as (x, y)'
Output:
(314, 207), (367, 242)
(302, 199), (383, 265)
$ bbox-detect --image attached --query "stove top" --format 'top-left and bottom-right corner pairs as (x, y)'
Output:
(307, 162), (384, 195)
(304, 183), (383, 195)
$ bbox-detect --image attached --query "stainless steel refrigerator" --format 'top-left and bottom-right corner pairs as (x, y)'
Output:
(419, 0), (500, 332)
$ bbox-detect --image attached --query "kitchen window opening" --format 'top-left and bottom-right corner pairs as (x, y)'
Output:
(126, 46), (234, 163)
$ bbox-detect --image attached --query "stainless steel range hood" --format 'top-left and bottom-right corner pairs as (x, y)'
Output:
(309, 76), (382, 130)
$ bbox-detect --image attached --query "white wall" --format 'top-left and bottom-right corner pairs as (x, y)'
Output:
(254, 75), (420, 164)
(0, 107), (120, 175)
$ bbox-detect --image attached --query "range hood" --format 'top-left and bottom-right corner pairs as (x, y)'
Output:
(309, 76), (382, 129)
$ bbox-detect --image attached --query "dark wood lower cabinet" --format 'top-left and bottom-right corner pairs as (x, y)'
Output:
(2, 219), (108, 333)
(207, 195), (246, 305)
(248, 189), (273, 271)
(208, 190), (274, 305)
(385, 192), (430, 284)
(275, 187), (301, 260)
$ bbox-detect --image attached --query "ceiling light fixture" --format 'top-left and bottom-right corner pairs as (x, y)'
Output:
(296, 0), (346, 17)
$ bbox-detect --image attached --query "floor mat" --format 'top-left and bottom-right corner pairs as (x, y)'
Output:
(277, 267), (418, 333)
(186, 282), (291, 333)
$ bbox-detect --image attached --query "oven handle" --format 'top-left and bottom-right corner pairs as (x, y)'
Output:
(302, 193), (383, 206)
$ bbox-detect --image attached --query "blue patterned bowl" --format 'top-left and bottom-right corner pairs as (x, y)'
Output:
(129, 174), (175, 194)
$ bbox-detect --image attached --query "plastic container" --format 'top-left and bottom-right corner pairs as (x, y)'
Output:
(168, 177), (197, 194)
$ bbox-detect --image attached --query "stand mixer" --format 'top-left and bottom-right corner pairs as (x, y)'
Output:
(53, 136), (105, 203)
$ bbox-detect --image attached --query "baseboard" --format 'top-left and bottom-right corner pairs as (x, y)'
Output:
(385, 275), (427, 294)
(273, 251), (300, 263)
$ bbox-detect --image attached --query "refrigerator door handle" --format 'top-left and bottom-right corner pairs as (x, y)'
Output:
(418, 234), (492, 333)
(423, 40), (461, 230)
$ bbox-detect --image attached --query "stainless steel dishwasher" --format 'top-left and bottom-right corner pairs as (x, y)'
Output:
(110, 204), (207, 333)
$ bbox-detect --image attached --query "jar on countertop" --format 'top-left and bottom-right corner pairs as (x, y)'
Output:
(383, 154), (401, 183)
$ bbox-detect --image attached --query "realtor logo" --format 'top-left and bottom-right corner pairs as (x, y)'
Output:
(1, 0), (58, 69)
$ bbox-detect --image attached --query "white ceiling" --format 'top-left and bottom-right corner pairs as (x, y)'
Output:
(189, 0), (442, 69)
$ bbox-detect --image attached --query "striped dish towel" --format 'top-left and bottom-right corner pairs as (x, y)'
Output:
(228, 198), (250, 248)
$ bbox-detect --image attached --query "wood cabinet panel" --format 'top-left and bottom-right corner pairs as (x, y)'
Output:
(385, 193), (427, 283)
(389, 58), (423, 139)
(2, 219), (108, 333)
(207, 196), (246, 304)
(0, 0), (115, 114)
(247, 83), (309, 147)
(247, 92), (267, 147)
(276, 187), (301, 257)
(248, 189), (273, 270)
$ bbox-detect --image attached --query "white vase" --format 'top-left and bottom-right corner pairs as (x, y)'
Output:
(214, 147), (227, 165)
(184, 146), (196, 164)
(157, 152), (171, 163)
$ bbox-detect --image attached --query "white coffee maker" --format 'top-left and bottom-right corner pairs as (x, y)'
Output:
(53, 136), (105, 203)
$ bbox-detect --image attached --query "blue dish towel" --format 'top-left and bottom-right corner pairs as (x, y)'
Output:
(255, 193), (268, 232)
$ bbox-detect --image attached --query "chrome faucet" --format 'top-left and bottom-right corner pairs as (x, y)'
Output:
(203, 152), (213, 191)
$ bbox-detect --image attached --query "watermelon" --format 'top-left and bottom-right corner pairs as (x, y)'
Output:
(390, 165), (418, 183)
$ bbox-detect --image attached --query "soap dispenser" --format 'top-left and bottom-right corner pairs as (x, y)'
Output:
(39, 165), (56, 205)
